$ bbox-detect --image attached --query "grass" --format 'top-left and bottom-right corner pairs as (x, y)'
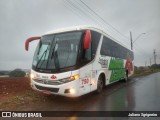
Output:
(132, 69), (160, 78)
(0, 90), (48, 110)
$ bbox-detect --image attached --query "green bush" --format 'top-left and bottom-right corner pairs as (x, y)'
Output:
(0, 72), (5, 75)
(9, 69), (26, 77)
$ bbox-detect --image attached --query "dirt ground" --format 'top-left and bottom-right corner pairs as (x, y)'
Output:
(0, 77), (48, 110)
(0, 77), (80, 111)
(0, 77), (30, 100)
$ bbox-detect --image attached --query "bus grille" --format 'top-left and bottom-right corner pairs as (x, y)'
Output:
(33, 79), (63, 85)
(35, 85), (59, 93)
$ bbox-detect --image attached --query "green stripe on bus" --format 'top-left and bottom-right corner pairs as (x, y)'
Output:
(109, 58), (125, 83)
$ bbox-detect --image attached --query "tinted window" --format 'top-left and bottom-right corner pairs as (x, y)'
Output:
(100, 36), (134, 60)
(100, 36), (113, 56)
(91, 30), (101, 59)
(33, 31), (82, 70)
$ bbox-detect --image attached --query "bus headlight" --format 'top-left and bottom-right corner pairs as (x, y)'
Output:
(59, 75), (79, 83)
(30, 73), (35, 79)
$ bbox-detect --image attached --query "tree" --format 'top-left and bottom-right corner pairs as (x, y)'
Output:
(9, 69), (26, 77)
(151, 64), (160, 69)
(0, 72), (5, 75)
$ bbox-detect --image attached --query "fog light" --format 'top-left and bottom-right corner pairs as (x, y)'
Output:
(69, 88), (75, 94)
(64, 88), (75, 94)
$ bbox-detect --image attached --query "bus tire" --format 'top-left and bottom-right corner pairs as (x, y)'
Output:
(124, 70), (128, 82)
(96, 75), (104, 93)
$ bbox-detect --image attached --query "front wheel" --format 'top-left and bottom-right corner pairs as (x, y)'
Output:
(96, 76), (104, 93)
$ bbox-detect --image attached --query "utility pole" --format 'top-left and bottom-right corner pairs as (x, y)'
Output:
(130, 31), (133, 50)
(145, 61), (147, 67)
(130, 32), (145, 50)
(150, 58), (151, 66)
(153, 49), (157, 64)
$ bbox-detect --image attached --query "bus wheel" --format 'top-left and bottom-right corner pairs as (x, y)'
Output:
(96, 76), (104, 93)
(124, 71), (128, 82)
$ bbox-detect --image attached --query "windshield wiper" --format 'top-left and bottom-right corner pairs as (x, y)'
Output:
(50, 41), (60, 70)
(36, 44), (50, 69)
(51, 41), (57, 60)
(54, 50), (60, 70)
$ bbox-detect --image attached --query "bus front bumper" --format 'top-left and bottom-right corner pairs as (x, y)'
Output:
(30, 79), (80, 97)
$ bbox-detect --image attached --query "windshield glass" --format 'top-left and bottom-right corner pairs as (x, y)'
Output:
(32, 31), (82, 70)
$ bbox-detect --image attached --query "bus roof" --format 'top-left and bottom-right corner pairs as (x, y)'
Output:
(44, 25), (132, 52)
(45, 25), (103, 35)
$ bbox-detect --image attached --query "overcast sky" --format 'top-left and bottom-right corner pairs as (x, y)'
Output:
(0, 0), (160, 70)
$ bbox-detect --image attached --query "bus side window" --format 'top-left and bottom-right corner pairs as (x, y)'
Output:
(91, 30), (101, 59)
(100, 36), (108, 56)
(84, 30), (101, 61)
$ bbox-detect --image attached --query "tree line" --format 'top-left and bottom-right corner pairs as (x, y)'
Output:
(0, 69), (26, 77)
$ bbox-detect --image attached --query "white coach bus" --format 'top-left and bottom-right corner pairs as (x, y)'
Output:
(25, 26), (134, 97)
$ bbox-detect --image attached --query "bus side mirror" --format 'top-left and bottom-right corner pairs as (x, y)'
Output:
(84, 30), (91, 49)
(25, 36), (41, 51)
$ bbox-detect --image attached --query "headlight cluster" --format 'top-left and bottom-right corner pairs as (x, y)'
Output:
(59, 75), (79, 83)
(30, 73), (79, 85)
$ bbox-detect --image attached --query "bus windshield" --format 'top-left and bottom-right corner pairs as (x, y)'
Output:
(32, 31), (82, 70)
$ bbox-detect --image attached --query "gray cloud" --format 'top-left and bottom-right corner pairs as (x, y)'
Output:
(0, 0), (160, 70)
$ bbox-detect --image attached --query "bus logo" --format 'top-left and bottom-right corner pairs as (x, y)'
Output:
(2, 112), (11, 117)
(51, 75), (57, 79)
(98, 58), (108, 68)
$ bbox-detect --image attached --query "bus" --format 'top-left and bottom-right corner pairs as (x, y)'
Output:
(25, 26), (134, 97)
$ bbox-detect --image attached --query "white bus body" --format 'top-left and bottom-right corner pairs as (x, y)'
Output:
(25, 26), (134, 97)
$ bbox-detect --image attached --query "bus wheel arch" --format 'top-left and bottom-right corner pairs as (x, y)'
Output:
(96, 73), (106, 93)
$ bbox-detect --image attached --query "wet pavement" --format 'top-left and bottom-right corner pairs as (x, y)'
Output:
(85, 72), (160, 111)
(1, 72), (160, 120)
